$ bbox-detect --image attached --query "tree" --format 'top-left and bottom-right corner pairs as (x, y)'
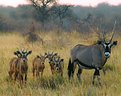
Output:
(0, 15), (14, 32)
(51, 4), (70, 28)
(28, 0), (56, 29)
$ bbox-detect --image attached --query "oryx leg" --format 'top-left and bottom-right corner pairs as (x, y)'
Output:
(68, 59), (73, 80)
(20, 75), (23, 84)
(14, 72), (18, 81)
(36, 70), (40, 78)
(61, 70), (63, 77)
(68, 69), (71, 80)
(18, 74), (23, 85)
(35, 67), (39, 78)
(77, 68), (82, 82)
(51, 70), (54, 75)
(68, 60), (76, 80)
(41, 69), (44, 77)
(8, 71), (14, 79)
(71, 62), (76, 78)
(25, 73), (27, 84)
(92, 69), (101, 85)
(32, 68), (35, 78)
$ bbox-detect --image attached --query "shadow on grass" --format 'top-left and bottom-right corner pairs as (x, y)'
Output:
(29, 75), (65, 90)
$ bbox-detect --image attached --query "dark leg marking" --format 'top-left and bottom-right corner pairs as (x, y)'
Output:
(68, 62), (74, 80)
(77, 68), (82, 82)
(92, 69), (101, 85)
(25, 73), (27, 84)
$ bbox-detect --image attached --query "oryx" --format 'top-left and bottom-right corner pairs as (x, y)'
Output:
(32, 53), (48, 78)
(68, 32), (117, 85)
(9, 49), (32, 84)
(53, 56), (64, 76)
(46, 52), (58, 74)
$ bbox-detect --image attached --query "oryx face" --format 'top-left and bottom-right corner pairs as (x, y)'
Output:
(14, 50), (32, 62)
(54, 61), (60, 71)
(98, 41), (117, 58)
(39, 56), (46, 64)
(21, 52), (28, 62)
(52, 56), (60, 71)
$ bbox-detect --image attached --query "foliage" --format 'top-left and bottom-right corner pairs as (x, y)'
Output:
(28, 0), (56, 27)
(0, 3), (121, 33)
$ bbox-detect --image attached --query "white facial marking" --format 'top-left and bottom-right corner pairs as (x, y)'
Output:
(105, 52), (110, 58)
(103, 43), (107, 48)
(108, 44), (111, 48)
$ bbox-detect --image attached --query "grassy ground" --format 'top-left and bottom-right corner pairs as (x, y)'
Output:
(0, 31), (121, 96)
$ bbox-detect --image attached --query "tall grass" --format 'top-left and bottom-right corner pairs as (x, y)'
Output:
(0, 31), (121, 96)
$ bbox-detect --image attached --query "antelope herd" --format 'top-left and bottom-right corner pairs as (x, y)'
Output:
(8, 36), (117, 86)
(8, 26), (118, 85)
(8, 33), (117, 86)
(8, 50), (64, 84)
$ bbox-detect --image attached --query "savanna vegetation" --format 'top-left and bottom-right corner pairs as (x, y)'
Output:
(0, 1), (121, 96)
(0, 31), (121, 96)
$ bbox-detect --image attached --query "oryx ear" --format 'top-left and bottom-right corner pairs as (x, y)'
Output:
(45, 52), (47, 55)
(28, 50), (32, 54)
(113, 41), (117, 45)
(54, 53), (58, 56)
(14, 51), (22, 57)
(26, 50), (32, 56)
(61, 59), (64, 62)
(14, 52), (17, 55)
(16, 51), (21, 54)
(44, 52), (48, 58)
(37, 55), (40, 58)
(97, 40), (102, 44)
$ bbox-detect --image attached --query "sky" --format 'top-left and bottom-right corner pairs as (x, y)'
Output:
(0, 0), (121, 7)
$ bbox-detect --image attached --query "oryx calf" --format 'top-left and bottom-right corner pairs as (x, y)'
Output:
(32, 53), (47, 78)
(45, 52), (64, 76)
(8, 49), (32, 84)
(46, 52), (58, 74)
(53, 57), (64, 76)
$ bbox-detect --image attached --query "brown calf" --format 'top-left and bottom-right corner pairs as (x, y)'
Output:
(32, 53), (47, 78)
(8, 50), (32, 84)
(46, 52), (58, 75)
(53, 57), (64, 76)
(49, 54), (64, 76)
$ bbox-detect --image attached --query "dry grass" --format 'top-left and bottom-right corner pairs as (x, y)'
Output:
(0, 31), (121, 96)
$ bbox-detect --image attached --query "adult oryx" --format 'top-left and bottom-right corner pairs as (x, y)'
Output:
(68, 33), (117, 85)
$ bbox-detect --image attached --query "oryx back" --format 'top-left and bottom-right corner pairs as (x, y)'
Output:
(71, 44), (106, 69)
